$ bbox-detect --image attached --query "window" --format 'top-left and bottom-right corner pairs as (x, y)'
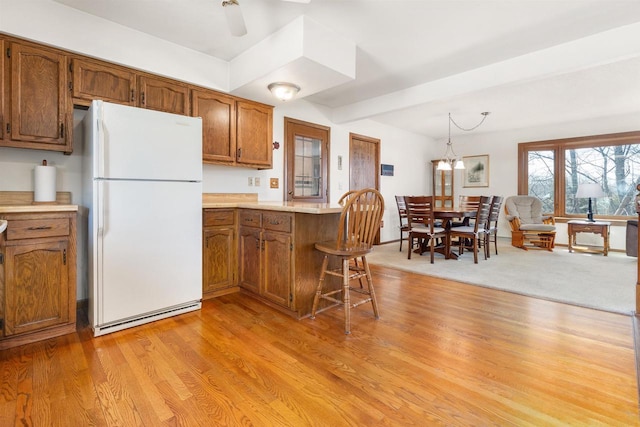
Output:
(294, 135), (322, 197)
(518, 131), (640, 219)
(284, 117), (330, 202)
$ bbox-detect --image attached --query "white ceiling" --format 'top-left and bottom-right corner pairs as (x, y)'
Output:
(53, 0), (640, 139)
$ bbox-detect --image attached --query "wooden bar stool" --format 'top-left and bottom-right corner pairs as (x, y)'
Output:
(311, 188), (384, 334)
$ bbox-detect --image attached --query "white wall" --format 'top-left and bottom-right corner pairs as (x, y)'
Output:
(448, 112), (640, 250)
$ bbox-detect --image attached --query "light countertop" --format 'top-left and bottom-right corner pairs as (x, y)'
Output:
(0, 192), (340, 214)
(202, 200), (343, 214)
(0, 191), (78, 213)
(0, 204), (79, 214)
(202, 193), (343, 214)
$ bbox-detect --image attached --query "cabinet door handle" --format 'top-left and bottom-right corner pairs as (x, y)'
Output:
(63, 249), (67, 265)
(237, 148), (242, 158)
(131, 89), (135, 102)
(28, 226), (52, 231)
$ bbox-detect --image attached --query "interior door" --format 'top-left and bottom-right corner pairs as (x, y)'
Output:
(349, 133), (381, 243)
(285, 117), (330, 202)
(349, 133), (380, 191)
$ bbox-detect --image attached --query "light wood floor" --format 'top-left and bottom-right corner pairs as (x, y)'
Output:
(1, 265), (638, 426)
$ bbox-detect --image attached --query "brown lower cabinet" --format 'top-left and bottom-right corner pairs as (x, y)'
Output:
(239, 210), (294, 308)
(0, 211), (77, 350)
(206, 208), (339, 318)
(203, 209), (238, 298)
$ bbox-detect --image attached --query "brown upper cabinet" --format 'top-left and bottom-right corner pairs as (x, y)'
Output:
(71, 58), (136, 107)
(236, 100), (273, 169)
(138, 75), (190, 116)
(0, 39), (5, 141)
(194, 91), (273, 169)
(192, 89), (236, 164)
(71, 59), (189, 115)
(1, 42), (71, 153)
(1, 33), (273, 166)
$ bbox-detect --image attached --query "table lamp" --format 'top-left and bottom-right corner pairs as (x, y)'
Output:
(575, 183), (605, 222)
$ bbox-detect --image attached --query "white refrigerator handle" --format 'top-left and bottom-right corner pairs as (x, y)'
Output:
(98, 181), (107, 236)
(97, 107), (106, 177)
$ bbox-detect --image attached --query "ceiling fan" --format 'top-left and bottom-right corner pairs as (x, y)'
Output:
(222, 0), (310, 37)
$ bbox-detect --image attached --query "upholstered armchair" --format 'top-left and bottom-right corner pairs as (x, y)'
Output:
(504, 196), (556, 251)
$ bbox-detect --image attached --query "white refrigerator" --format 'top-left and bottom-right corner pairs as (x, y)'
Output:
(82, 100), (203, 337)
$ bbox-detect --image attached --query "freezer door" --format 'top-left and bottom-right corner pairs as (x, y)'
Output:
(94, 180), (202, 326)
(91, 100), (202, 181)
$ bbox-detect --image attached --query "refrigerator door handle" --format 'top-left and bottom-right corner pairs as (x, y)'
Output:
(98, 107), (107, 177)
(98, 181), (107, 236)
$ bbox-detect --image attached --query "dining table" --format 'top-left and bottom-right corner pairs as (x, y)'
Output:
(432, 207), (477, 259)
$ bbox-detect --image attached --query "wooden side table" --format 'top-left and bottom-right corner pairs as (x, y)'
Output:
(567, 220), (611, 256)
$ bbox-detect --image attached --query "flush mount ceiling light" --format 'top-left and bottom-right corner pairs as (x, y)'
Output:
(437, 112), (490, 171)
(268, 82), (301, 101)
(222, 0), (247, 37)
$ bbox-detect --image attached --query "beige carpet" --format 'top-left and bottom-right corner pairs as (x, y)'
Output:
(366, 238), (636, 315)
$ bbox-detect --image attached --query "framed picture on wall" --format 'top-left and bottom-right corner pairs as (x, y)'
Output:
(463, 155), (489, 187)
(380, 164), (394, 176)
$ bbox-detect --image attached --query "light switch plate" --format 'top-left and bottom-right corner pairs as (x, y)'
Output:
(254, 177), (261, 186)
(248, 177), (253, 186)
(270, 178), (279, 189)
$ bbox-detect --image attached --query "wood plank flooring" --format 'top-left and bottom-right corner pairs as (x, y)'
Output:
(1, 265), (638, 426)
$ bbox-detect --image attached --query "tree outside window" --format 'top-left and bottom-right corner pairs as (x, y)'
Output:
(519, 131), (640, 219)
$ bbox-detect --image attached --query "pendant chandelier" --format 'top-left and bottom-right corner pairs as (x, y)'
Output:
(437, 112), (490, 171)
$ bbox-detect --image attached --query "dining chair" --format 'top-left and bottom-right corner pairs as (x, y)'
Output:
(485, 195), (504, 257)
(395, 196), (410, 252)
(452, 195), (481, 227)
(449, 195), (492, 263)
(311, 188), (384, 334)
(405, 195), (447, 263)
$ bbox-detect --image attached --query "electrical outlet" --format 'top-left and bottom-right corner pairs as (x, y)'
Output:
(254, 177), (261, 186)
(270, 178), (279, 189)
(248, 177), (253, 186)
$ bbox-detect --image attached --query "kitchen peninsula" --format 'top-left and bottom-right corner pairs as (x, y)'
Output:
(203, 193), (342, 318)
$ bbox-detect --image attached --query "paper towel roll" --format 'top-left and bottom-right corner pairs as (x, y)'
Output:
(34, 165), (57, 202)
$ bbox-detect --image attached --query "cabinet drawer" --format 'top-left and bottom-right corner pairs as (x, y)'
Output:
(239, 211), (262, 228)
(263, 212), (292, 233)
(572, 224), (603, 233)
(204, 209), (235, 227)
(7, 218), (70, 240)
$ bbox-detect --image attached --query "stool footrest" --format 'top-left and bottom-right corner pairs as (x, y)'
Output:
(324, 269), (367, 281)
(312, 301), (342, 316)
